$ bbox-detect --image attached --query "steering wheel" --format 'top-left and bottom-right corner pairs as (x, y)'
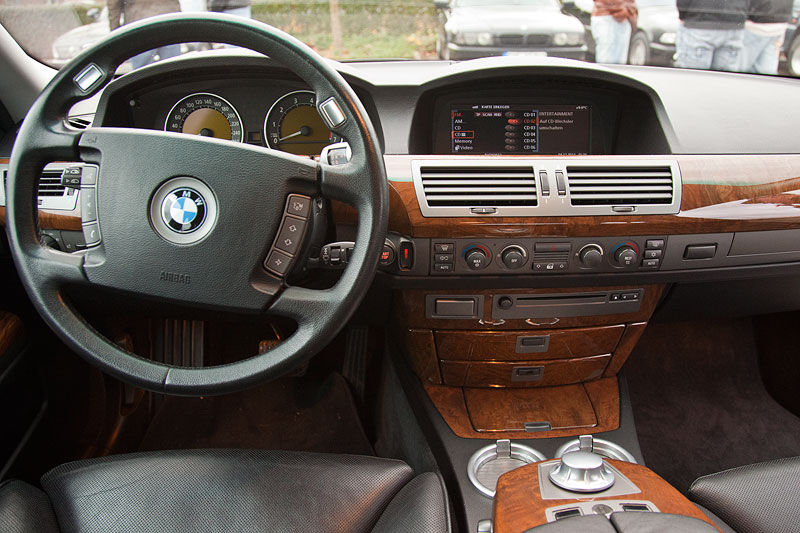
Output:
(5, 14), (388, 396)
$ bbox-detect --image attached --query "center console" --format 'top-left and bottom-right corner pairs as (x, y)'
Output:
(491, 451), (718, 532)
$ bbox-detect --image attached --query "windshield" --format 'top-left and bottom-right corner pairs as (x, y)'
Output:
(0, 0), (798, 77)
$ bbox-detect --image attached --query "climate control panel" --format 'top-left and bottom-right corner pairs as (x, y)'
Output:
(428, 236), (667, 275)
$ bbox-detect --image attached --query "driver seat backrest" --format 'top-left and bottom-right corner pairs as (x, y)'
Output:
(688, 456), (800, 533)
(0, 449), (451, 533)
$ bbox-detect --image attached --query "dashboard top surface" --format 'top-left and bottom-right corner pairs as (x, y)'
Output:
(57, 52), (800, 158)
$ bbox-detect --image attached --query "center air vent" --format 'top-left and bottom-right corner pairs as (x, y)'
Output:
(567, 165), (674, 206)
(411, 159), (681, 217)
(419, 165), (537, 208)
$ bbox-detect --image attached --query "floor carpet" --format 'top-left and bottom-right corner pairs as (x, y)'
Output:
(625, 319), (800, 493)
(138, 372), (373, 456)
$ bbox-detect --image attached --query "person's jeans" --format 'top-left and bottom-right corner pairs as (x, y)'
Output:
(740, 30), (783, 74)
(591, 15), (632, 64)
(675, 24), (744, 71)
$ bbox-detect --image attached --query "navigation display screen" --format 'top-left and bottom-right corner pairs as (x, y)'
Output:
(450, 104), (590, 155)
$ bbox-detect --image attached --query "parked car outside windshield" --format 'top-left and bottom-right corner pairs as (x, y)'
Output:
(0, 0), (797, 78)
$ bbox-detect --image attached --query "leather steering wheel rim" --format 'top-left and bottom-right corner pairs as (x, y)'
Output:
(5, 13), (388, 396)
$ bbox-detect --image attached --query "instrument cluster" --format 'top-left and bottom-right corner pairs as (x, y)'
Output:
(162, 88), (341, 157)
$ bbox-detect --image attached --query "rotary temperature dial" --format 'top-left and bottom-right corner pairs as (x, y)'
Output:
(613, 242), (639, 267)
(578, 244), (604, 268)
(464, 245), (490, 270)
(500, 245), (527, 269)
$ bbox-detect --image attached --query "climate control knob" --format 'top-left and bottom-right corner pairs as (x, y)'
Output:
(501, 245), (527, 269)
(613, 244), (638, 267)
(578, 244), (604, 268)
(465, 247), (490, 270)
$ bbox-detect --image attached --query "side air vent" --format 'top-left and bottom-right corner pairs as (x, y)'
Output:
(38, 170), (67, 197)
(419, 165), (537, 209)
(0, 164), (79, 211)
(411, 159), (681, 217)
(567, 166), (674, 206)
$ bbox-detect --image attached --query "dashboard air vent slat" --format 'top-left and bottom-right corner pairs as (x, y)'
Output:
(567, 165), (674, 206)
(419, 165), (536, 208)
(38, 171), (67, 197)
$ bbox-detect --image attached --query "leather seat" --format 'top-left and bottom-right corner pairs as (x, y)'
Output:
(688, 456), (800, 533)
(0, 449), (451, 533)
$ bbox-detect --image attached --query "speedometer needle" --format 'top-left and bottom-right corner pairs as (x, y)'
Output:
(279, 125), (312, 142)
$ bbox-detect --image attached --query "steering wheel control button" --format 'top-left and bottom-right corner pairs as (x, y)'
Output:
(275, 216), (307, 255)
(82, 223), (101, 246)
(264, 250), (292, 276)
(150, 177), (218, 245)
(73, 63), (104, 93)
(80, 188), (97, 223)
(286, 194), (311, 219)
(80, 165), (98, 186)
(319, 97), (346, 128)
(61, 167), (82, 189)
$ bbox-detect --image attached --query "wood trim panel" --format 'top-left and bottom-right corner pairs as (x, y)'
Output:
(0, 206), (83, 231)
(604, 322), (648, 378)
(440, 354), (610, 388)
(423, 377), (619, 439)
(493, 459), (718, 532)
(397, 285), (663, 331)
(434, 325), (625, 362)
(0, 158), (83, 231)
(404, 328), (442, 384)
(328, 155), (800, 238)
(465, 385), (597, 432)
(0, 311), (25, 358)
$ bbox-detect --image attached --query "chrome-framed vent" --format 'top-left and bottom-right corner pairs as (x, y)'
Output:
(411, 159), (681, 217)
(1, 162), (80, 211)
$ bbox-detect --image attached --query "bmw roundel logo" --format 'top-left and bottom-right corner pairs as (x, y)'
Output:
(161, 188), (207, 234)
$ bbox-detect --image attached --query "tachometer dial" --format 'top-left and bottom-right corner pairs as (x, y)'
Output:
(264, 90), (342, 156)
(165, 93), (243, 142)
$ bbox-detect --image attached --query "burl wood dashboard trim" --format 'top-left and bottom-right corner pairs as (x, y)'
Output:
(424, 377), (619, 439)
(0, 311), (25, 357)
(0, 159), (82, 231)
(493, 459), (718, 532)
(335, 154), (800, 237)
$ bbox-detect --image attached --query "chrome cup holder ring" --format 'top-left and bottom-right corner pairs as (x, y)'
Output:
(467, 439), (547, 498)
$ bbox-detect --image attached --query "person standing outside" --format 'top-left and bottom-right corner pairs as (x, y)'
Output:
(741, 0), (793, 74)
(675, 0), (748, 71)
(107, 0), (182, 69)
(591, 0), (638, 64)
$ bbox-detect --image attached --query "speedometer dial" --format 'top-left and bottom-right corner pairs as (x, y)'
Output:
(264, 91), (342, 156)
(165, 93), (243, 142)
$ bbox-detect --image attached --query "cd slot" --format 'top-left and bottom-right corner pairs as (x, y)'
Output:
(515, 294), (608, 307)
(493, 290), (642, 319)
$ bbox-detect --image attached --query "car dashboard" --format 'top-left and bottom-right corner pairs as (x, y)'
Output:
(3, 52), (800, 532)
